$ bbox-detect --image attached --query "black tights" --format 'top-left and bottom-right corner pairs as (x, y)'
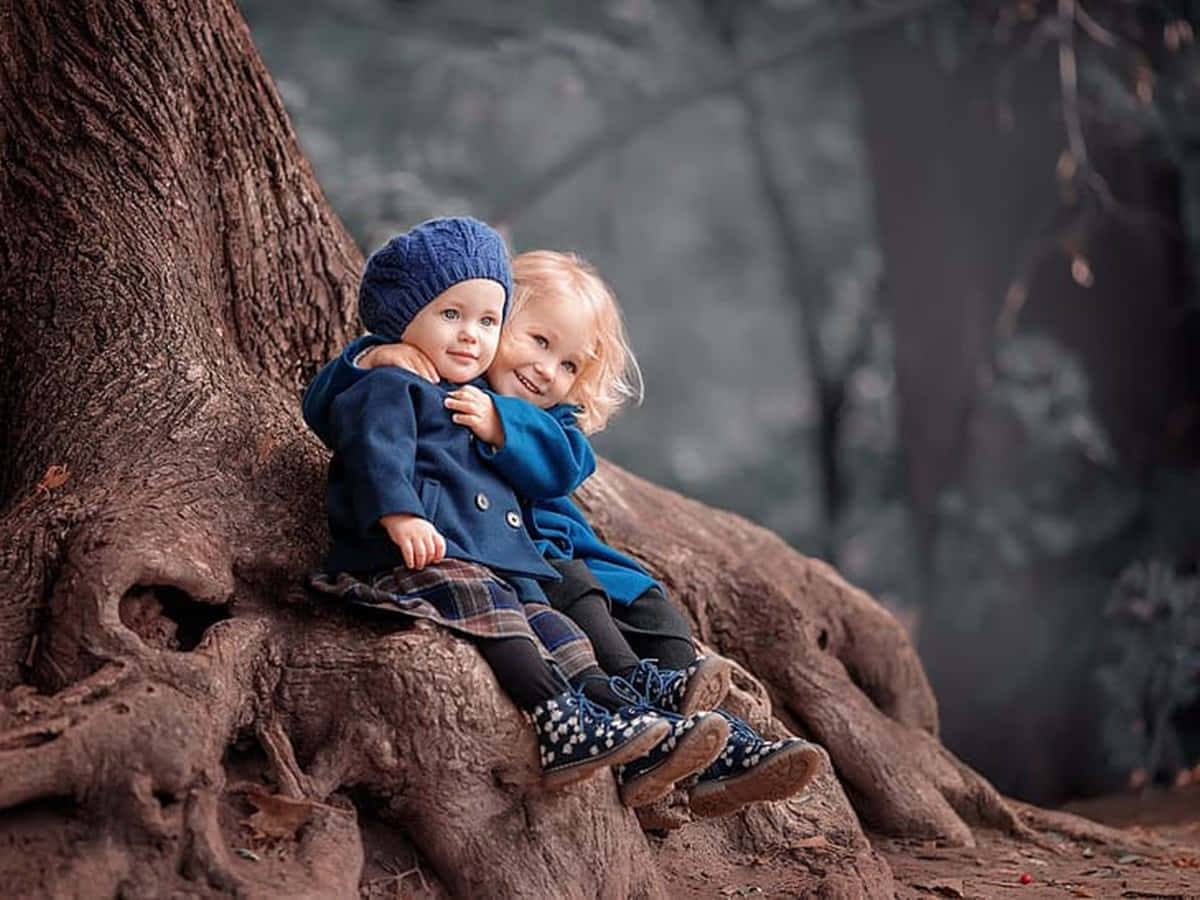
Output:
(546, 560), (697, 676)
(476, 636), (566, 712)
(481, 561), (701, 714)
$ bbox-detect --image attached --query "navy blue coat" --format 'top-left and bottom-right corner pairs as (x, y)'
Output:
(320, 365), (558, 583)
(305, 335), (658, 603)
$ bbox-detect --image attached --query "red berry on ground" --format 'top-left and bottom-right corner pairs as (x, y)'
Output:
(1019, 872), (1033, 885)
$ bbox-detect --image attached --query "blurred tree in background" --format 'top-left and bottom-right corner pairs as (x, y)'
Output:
(242, 0), (1200, 805)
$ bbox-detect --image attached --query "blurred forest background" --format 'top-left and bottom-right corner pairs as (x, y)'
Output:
(242, 0), (1200, 807)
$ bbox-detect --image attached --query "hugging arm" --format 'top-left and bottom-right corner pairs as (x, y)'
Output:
(302, 334), (386, 448)
(477, 395), (596, 499)
(304, 338), (441, 448)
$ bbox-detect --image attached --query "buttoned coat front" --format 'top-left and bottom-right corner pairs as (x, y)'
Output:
(322, 366), (559, 583)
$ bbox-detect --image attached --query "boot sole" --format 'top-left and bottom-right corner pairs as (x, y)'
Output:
(676, 657), (733, 717)
(688, 741), (823, 819)
(542, 719), (671, 792)
(618, 714), (731, 808)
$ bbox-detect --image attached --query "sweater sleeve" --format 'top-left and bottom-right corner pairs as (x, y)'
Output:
(302, 334), (386, 448)
(478, 396), (596, 499)
(328, 370), (426, 532)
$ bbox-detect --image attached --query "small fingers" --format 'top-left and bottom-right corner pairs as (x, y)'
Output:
(446, 394), (483, 413)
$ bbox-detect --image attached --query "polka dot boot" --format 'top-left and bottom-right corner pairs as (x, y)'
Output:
(614, 708), (730, 808)
(687, 710), (823, 818)
(625, 656), (731, 717)
(529, 690), (670, 791)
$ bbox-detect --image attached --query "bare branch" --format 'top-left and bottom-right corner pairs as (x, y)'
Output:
(1058, 0), (1089, 169)
(1075, 3), (1118, 48)
(490, 0), (952, 227)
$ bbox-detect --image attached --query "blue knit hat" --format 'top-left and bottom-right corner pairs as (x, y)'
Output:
(359, 217), (513, 341)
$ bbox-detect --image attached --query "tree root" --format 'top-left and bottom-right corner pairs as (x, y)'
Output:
(577, 462), (1026, 847)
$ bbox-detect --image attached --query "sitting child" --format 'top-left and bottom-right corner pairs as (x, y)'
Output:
(309, 217), (668, 790)
(306, 247), (822, 817)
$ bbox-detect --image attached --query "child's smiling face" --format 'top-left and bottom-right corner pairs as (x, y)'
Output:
(401, 279), (504, 383)
(487, 294), (594, 409)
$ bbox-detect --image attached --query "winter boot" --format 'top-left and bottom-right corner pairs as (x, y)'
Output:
(530, 690), (670, 791)
(625, 655), (731, 717)
(615, 708), (730, 808)
(687, 710), (823, 818)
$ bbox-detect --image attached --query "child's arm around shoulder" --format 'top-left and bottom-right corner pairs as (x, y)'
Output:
(475, 393), (596, 499)
(304, 336), (440, 448)
(302, 334), (387, 448)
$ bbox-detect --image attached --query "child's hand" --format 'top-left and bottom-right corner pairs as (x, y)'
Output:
(445, 385), (505, 448)
(360, 343), (439, 384)
(379, 513), (446, 569)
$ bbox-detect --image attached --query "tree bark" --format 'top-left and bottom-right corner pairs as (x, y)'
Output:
(0, 0), (1076, 896)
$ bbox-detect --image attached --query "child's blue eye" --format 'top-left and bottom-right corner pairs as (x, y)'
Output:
(441, 309), (460, 321)
(563, 361), (577, 375)
(533, 334), (548, 349)
(481, 316), (497, 328)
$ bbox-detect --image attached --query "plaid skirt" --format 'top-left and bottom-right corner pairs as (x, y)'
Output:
(309, 559), (597, 680)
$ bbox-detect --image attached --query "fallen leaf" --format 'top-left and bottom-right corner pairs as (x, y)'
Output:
(241, 791), (314, 839)
(1071, 889), (1095, 898)
(1115, 854), (1142, 865)
(36, 464), (69, 493)
(234, 847), (261, 862)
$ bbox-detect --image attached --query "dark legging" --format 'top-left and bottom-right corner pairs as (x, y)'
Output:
(476, 636), (568, 711)
(544, 560), (697, 676)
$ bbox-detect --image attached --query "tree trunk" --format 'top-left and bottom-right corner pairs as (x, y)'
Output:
(0, 1), (1084, 896)
(847, 9), (1200, 804)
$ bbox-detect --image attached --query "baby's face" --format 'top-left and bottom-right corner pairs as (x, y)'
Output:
(401, 279), (504, 382)
(487, 295), (592, 408)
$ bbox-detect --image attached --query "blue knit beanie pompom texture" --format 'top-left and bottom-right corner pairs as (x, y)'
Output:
(358, 216), (513, 341)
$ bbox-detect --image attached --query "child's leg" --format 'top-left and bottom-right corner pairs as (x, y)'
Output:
(542, 567), (728, 715)
(613, 586), (696, 671)
(522, 595), (637, 712)
(476, 636), (568, 711)
(542, 560), (640, 678)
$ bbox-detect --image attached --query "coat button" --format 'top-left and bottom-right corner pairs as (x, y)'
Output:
(505, 510), (522, 528)
(475, 492), (490, 511)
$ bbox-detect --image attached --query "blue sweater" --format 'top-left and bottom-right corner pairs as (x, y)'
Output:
(304, 336), (660, 605)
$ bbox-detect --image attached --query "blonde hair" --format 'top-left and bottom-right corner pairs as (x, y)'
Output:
(509, 250), (643, 434)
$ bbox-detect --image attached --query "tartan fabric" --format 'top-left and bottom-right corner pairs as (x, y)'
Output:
(310, 559), (596, 677)
(523, 601), (596, 681)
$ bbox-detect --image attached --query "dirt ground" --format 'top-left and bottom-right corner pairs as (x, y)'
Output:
(643, 786), (1200, 899)
(310, 780), (1200, 898)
